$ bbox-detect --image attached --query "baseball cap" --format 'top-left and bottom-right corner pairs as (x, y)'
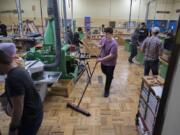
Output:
(152, 27), (160, 34)
(0, 43), (16, 58)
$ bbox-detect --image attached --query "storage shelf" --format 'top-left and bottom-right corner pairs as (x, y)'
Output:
(137, 76), (164, 135)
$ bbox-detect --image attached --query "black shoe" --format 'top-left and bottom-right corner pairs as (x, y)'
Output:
(104, 93), (109, 97)
(128, 58), (134, 64)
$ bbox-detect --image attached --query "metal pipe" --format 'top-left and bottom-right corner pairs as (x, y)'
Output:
(137, 0), (142, 23)
(71, 0), (74, 32)
(44, 0), (61, 69)
(63, 0), (68, 32)
(15, 0), (23, 37)
(128, 0), (133, 30)
(39, 0), (44, 36)
(145, 0), (155, 23)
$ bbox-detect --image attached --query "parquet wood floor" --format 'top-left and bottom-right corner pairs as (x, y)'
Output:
(0, 46), (143, 135)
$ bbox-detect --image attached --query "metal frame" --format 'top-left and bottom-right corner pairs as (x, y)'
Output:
(15, 0), (23, 37)
(145, 0), (155, 23)
(63, 0), (68, 33)
(128, 0), (133, 30)
(153, 17), (180, 135)
(39, 0), (44, 36)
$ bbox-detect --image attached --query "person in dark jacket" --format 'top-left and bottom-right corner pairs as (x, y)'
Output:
(0, 43), (43, 135)
(164, 30), (174, 51)
(138, 23), (148, 44)
(64, 26), (73, 44)
(128, 28), (139, 63)
(72, 32), (84, 47)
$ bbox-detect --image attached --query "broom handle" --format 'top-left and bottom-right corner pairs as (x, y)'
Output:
(77, 48), (102, 106)
(77, 62), (98, 106)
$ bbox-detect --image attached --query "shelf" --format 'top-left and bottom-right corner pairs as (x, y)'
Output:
(137, 76), (164, 135)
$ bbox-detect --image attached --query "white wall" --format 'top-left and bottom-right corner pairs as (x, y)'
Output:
(0, 0), (180, 25)
(0, 0), (48, 25)
(67, 0), (147, 20)
(148, 0), (180, 20)
(66, 0), (180, 20)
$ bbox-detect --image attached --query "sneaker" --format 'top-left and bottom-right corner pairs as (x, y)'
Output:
(104, 93), (109, 97)
(128, 59), (134, 64)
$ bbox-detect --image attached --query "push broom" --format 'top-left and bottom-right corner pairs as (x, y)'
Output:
(67, 45), (102, 117)
(66, 61), (98, 116)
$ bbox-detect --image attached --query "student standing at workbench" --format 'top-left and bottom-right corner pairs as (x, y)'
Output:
(0, 43), (43, 135)
(96, 27), (118, 97)
(141, 27), (163, 76)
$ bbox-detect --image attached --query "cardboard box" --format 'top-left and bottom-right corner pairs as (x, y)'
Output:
(50, 79), (74, 97)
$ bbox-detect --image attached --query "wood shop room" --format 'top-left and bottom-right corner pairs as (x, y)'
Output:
(0, 0), (180, 135)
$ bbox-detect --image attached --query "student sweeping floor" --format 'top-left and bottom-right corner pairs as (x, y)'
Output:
(0, 46), (143, 135)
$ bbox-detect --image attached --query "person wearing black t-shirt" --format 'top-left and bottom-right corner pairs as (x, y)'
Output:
(0, 43), (43, 135)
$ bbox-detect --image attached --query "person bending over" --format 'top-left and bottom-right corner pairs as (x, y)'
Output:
(0, 43), (43, 135)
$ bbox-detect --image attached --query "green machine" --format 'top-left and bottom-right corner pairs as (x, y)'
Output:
(159, 50), (170, 79)
(124, 39), (132, 52)
(79, 32), (85, 40)
(159, 59), (168, 79)
(158, 35), (171, 79)
(136, 48), (144, 65)
(26, 0), (79, 80)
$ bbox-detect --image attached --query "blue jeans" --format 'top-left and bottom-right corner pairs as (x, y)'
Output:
(144, 60), (159, 76)
(18, 111), (43, 135)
